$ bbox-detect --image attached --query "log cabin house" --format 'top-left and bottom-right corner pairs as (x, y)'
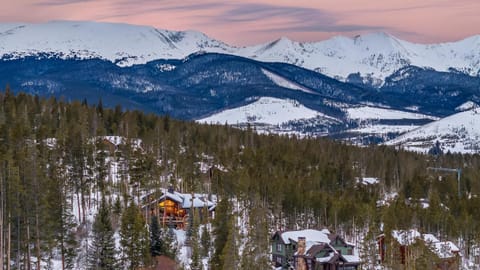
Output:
(378, 229), (460, 270)
(141, 187), (216, 229)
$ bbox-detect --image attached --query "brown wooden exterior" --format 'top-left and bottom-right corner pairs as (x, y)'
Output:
(377, 234), (460, 270)
(142, 191), (214, 230)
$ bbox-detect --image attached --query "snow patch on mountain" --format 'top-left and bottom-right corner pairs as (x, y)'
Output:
(385, 109), (480, 153)
(456, 101), (478, 112)
(261, 68), (317, 94)
(345, 106), (439, 121)
(197, 97), (330, 125)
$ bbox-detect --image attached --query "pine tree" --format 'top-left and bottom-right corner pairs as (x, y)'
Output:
(150, 215), (164, 257)
(209, 199), (231, 270)
(88, 198), (117, 270)
(160, 227), (177, 260)
(120, 201), (151, 270)
(189, 209), (201, 270)
(59, 203), (78, 270)
(200, 225), (211, 258)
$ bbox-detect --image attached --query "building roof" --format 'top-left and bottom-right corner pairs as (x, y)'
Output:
(159, 188), (216, 209)
(280, 229), (331, 245)
(392, 229), (421, 245)
(423, 233), (460, 259)
(392, 229), (460, 259)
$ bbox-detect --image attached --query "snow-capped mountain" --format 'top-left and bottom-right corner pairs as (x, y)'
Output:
(0, 21), (235, 66)
(1, 21), (479, 83)
(385, 108), (480, 153)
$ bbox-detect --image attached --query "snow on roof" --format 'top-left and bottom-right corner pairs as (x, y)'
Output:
(281, 229), (331, 245)
(393, 230), (460, 259)
(423, 234), (440, 243)
(423, 234), (459, 259)
(432, 241), (460, 259)
(342, 254), (362, 263)
(392, 229), (421, 245)
(160, 188), (216, 209)
(316, 252), (335, 263)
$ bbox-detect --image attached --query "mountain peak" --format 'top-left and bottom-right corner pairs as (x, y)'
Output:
(0, 21), (479, 83)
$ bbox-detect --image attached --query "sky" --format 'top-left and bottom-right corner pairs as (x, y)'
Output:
(1, 0), (479, 46)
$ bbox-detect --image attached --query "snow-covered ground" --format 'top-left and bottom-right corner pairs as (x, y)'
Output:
(345, 106), (438, 121)
(198, 97), (333, 125)
(385, 108), (480, 153)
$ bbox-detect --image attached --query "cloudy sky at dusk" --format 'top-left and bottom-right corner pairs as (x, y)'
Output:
(1, 0), (479, 46)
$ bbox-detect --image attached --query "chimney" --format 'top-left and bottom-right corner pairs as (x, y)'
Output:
(297, 237), (306, 255)
(296, 237), (307, 270)
(168, 185), (174, 193)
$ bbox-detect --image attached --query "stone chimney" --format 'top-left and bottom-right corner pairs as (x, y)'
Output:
(297, 237), (306, 255)
(296, 237), (307, 270)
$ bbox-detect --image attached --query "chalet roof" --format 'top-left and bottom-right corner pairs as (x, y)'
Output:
(423, 233), (460, 259)
(342, 254), (362, 263)
(392, 229), (460, 259)
(306, 243), (328, 257)
(159, 188), (216, 209)
(279, 229), (331, 245)
(392, 229), (421, 245)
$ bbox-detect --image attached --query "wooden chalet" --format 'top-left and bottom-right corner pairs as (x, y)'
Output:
(271, 229), (360, 270)
(378, 229), (460, 270)
(141, 187), (216, 229)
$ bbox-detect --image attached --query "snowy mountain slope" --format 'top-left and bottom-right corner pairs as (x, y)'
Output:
(0, 21), (235, 66)
(261, 68), (317, 95)
(385, 109), (480, 153)
(246, 33), (480, 85)
(345, 106), (439, 121)
(1, 21), (479, 83)
(197, 97), (335, 125)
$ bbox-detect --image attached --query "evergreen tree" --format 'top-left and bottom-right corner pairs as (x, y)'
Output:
(59, 203), (78, 270)
(209, 199), (231, 270)
(88, 198), (117, 270)
(160, 227), (177, 260)
(120, 201), (151, 270)
(200, 225), (211, 258)
(150, 215), (164, 257)
(189, 209), (201, 270)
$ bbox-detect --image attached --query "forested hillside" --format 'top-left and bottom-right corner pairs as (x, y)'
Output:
(1, 87), (480, 269)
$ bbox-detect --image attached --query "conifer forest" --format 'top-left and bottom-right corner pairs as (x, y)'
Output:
(2, 87), (480, 269)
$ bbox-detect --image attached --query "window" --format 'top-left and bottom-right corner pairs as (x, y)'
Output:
(276, 243), (283, 252)
(276, 256), (283, 265)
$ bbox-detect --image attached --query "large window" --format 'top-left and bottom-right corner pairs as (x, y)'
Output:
(276, 256), (283, 265)
(276, 243), (283, 252)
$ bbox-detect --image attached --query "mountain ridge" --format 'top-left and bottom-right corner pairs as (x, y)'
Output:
(1, 21), (479, 84)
